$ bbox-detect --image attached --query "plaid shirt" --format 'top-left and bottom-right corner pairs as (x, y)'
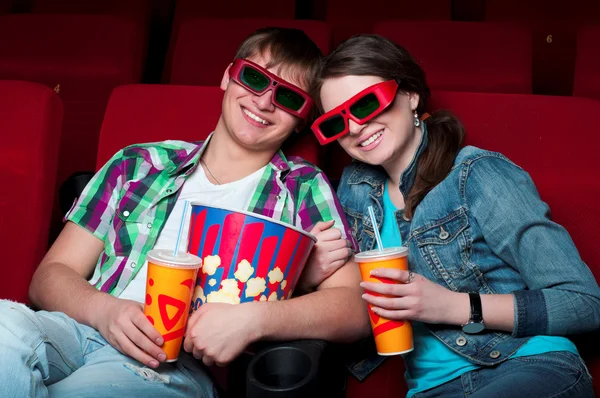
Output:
(66, 136), (358, 296)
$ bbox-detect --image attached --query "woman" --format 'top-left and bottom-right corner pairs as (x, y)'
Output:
(310, 34), (600, 397)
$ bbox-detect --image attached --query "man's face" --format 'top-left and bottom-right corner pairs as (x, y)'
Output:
(219, 53), (308, 154)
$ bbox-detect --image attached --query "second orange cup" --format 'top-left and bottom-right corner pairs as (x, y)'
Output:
(355, 247), (413, 356)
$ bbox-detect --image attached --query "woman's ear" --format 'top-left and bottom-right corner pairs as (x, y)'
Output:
(408, 92), (420, 112)
(220, 64), (233, 91)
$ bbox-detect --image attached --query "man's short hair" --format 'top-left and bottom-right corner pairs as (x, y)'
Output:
(234, 27), (322, 92)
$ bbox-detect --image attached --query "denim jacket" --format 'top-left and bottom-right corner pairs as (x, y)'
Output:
(340, 124), (600, 380)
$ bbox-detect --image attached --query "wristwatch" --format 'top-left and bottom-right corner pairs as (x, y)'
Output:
(462, 292), (485, 334)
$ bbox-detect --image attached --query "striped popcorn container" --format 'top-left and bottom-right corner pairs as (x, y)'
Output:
(187, 203), (317, 313)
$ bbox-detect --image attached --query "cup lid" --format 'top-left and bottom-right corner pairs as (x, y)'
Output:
(146, 249), (202, 268)
(354, 247), (408, 262)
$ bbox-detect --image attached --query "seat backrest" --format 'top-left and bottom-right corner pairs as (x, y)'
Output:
(484, 0), (600, 96)
(0, 80), (63, 303)
(30, 0), (151, 19)
(429, 91), (600, 275)
(573, 26), (600, 100)
(374, 21), (532, 93)
(0, 0), (11, 13)
(0, 14), (146, 186)
(168, 18), (331, 86)
(97, 84), (321, 169)
(486, 0), (600, 24)
(326, 0), (451, 45)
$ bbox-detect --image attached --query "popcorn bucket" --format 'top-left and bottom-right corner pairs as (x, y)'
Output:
(188, 203), (317, 312)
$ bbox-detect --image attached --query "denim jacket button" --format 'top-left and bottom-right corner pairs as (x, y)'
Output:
(439, 226), (449, 240)
(490, 350), (501, 359)
(456, 337), (467, 346)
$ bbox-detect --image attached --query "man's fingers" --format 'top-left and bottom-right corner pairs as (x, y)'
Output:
(132, 311), (164, 346)
(115, 331), (160, 368)
(125, 320), (166, 363)
(309, 220), (335, 235)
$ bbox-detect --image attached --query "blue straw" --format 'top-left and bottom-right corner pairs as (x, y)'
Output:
(174, 200), (190, 256)
(368, 206), (384, 251)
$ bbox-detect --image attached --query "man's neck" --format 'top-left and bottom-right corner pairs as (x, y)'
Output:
(201, 118), (278, 184)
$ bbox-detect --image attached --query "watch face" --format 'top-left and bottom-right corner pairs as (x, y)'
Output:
(463, 322), (485, 334)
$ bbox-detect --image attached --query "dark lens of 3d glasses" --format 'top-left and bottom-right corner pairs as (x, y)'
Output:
(275, 87), (305, 111)
(240, 66), (269, 91)
(349, 93), (381, 119)
(319, 115), (346, 137)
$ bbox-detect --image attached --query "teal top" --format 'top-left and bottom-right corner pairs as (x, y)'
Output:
(381, 183), (579, 398)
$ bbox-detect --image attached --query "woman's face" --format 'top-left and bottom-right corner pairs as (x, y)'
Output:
(319, 75), (420, 168)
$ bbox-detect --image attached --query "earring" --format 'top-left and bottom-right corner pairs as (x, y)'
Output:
(413, 110), (420, 127)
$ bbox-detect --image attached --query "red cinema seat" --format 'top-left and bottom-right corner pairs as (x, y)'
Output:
(485, 0), (600, 96)
(485, 0), (600, 24)
(0, 0), (11, 13)
(97, 85), (321, 169)
(0, 81), (63, 303)
(165, 0), (296, 80)
(374, 21), (532, 93)
(0, 14), (146, 188)
(31, 0), (151, 20)
(325, 0), (451, 45)
(428, 92), (600, 180)
(167, 18), (331, 86)
(573, 26), (600, 100)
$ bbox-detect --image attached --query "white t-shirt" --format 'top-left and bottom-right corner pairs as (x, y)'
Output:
(118, 164), (267, 303)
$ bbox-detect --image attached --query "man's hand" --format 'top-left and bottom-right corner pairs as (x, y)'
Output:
(91, 294), (167, 368)
(297, 220), (353, 292)
(183, 302), (263, 367)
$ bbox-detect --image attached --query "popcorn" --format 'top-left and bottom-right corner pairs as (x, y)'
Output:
(268, 292), (279, 302)
(245, 277), (267, 297)
(259, 295), (267, 302)
(220, 278), (241, 298)
(268, 267), (284, 284)
(206, 290), (240, 305)
(202, 255), (221, 275)
(234, 259), (254, 282)
(281, 280), (287, 289)
(208, 279), (217, 287)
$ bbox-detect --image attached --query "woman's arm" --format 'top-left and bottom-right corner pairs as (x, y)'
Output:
(466, 154), (600, 336)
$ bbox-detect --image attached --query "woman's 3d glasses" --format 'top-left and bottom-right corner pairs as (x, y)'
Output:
(311, 80), (399, 145)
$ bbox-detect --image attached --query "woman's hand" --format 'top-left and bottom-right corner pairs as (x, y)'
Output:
(297, 220), (353, 292)
(360, 268), (469, 325)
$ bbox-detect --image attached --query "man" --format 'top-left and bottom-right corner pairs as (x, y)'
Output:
(0, 27), (369, 397)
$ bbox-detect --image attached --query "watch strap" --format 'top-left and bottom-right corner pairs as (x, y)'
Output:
(468, 292), (483, 322)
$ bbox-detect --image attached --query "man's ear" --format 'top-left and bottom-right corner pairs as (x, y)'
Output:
(220, 63), (233, 91)
(408, 92), (420, 112)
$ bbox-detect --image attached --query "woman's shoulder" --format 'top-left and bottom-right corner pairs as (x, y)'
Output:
(453, 146), (525, 173)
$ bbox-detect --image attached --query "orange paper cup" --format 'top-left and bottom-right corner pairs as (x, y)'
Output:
(355, 247), (413, 356)
(144, 249), (201, 362)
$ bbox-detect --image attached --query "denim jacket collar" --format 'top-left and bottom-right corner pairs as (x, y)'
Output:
(346, 123), (429, 199)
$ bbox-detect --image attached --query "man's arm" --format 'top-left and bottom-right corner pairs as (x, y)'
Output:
(29, 222), (106, 323)
(29, 222), (167, 368)
(184, 257), (370, 366)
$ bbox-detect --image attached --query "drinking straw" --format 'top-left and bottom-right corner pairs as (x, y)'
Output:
(368, 205), (384, 251)
(173, 200), (190, 256)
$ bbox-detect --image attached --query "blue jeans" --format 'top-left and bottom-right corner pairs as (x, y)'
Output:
(412, 351), (594, 398)
(0, 300), (217, 397)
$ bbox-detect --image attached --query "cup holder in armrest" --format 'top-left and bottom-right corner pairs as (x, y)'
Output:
(246, 340), (326, 398)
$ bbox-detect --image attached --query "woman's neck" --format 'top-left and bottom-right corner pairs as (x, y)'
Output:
(383, 126), (423, 190)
